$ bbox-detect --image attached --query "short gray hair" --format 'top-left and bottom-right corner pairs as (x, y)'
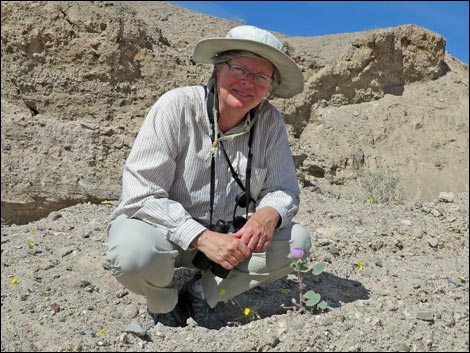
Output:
(209, 50), (280, 94)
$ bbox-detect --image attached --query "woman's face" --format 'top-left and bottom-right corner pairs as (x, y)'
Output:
(216, 55), (274, 116)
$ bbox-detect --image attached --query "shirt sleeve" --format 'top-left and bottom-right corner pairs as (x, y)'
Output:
(117, 90), (206, 250)
(256, 108), (300, 229)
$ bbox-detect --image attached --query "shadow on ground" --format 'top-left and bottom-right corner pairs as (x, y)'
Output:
(199, 271), (370, 330)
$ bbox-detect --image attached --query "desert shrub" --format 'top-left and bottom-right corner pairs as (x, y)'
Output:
(303, 69), (315, 82)
(358, 168), (404, 203)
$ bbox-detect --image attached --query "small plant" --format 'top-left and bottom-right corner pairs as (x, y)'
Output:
(282, 40), (295, 54)
(227, 297), (261, 326)
(119, 5), (137, 17)
(282, 248), (328, 313)
(219, 288), (261, 326)
(358, 168), (403, 203)
(303, 69), (316, 82)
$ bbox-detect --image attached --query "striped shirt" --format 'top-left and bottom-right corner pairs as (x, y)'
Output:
(109, 86), (300, 250)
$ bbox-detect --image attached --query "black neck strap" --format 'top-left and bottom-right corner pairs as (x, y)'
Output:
(204, 85), (255, 227)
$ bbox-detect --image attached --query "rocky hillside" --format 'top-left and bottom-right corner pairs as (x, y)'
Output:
(1, 1), (468, 225)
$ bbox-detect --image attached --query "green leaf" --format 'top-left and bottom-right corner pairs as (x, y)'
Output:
(304, 290), (322, 307)
(303, 290), (317, 299)
(291, 297), (297, 304)
(311, 262), (325, 275)
(317, 301), (328, 310)
(305, 294), (321, 307)
(287, 274), (298, 281)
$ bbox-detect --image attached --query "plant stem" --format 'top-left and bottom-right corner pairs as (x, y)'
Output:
(298, 270), (304, 308)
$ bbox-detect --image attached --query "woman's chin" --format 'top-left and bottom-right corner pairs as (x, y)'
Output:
(226, 99), (246, 111)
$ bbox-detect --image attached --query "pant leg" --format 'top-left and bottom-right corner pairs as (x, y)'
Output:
(106, 216), (190, 313)
(202, 223), (312, 308)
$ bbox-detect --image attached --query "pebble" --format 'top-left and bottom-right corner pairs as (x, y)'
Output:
(270, 336), (280, 348)
(119, 332), (129, 343)
(123, 320), (147, 337)
(47, 211), (62, 221)
(329, 244), (340, 255)
(123, 303), (139, 319)
(398, 342), (410, 352)
(116, 288), (129, 298)
(439, 192), (455, 203)
(401, 219), (413, 226)
(427, 238), (439, 248)
(416, 311), (434, 322)
(447, 277), (463, 287)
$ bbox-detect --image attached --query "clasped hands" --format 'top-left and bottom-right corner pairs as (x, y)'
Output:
(192, 207), (280, 270)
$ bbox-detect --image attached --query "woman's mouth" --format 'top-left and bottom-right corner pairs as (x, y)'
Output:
(233, 89), (252, 99)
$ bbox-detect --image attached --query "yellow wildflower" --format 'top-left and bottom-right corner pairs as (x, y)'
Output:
(219, 288), (226, 296)
(243, 307), (251, 316)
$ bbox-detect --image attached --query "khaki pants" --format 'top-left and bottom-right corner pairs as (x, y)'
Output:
(106, 216), (312, 313)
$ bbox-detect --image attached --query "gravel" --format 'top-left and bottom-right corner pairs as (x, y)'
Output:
(1, 189), (468, 352)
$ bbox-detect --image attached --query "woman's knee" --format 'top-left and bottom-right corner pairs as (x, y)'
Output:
(106, 218), (178, 287)
(107, 241), (178, 291)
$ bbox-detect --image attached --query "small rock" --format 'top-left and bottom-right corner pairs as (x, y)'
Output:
(318, 238), (331, 246)
(329, 244), (340, 255)
(428, 238), (439, 248)
(413, 229), (425, 239)
(439, 192), (455, 203)
(123, 303), (139, 319)
(398, 342), (410, 352)
(416, 311), (434, 322)
(371, 240), (384, 251)
(123, 320), (147, 337)
(119, 333), (129, 344)
(447, 277), (463, 288)
(60, 247), (74, 257)
(116, 289), (129, 298)
(47, 211), (62, 221)
(446, 317), (456, 327)
(401, 219), (413, 226)
(270, 336), (280, 348)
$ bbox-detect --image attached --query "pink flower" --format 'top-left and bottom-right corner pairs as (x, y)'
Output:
(290, 247), (304, 259)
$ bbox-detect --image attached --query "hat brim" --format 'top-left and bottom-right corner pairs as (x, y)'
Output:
(193, 38), (304, 98)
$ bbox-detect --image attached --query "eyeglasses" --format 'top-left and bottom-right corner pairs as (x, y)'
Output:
(224, 62), (273, 88)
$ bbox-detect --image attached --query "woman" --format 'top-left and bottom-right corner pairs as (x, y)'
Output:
(106, 25), (312, 329)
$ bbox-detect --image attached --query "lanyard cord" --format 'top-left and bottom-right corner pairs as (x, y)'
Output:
(245, 122), (254, 220)
(204, 85), (255, 228)
(205, 86), (216, 230)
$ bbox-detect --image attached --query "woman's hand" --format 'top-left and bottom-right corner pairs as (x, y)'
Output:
(232, 207), (280, 252)
(192, 230), (251, 270)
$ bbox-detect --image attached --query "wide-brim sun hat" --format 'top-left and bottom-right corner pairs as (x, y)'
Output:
(193, 25), (304, 98)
